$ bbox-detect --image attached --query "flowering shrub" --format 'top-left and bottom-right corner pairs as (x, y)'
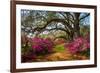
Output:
(32, 37), (54, 55)
(21, 34), (90, 62)
(65, 36), (90, 54)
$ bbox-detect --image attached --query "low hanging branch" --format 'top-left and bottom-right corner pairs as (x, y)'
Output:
(45, 27), (70, 35)
(32, 18), (73, 33)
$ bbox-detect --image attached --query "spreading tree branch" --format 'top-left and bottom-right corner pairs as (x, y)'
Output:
(79, 13), (90, 20)
(32, 18), (73, 33)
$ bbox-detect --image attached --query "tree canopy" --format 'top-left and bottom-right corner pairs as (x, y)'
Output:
(21, 10), (90, 40)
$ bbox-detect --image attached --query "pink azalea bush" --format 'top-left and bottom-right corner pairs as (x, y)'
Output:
(31, 37), (54, 55)
(65, 36), (90, 54)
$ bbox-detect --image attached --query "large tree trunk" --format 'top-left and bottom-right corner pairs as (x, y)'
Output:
(74, 13), (81, 38)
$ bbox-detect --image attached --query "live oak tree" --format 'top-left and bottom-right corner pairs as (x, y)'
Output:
(21, 10), (90, 40)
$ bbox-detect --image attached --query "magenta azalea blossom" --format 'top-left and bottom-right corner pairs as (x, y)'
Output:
(31, 37), (54, 54)
(65, 36), (90, 54)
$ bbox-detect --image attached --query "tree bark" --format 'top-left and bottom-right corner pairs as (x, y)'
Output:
(74, 13), (81, 38)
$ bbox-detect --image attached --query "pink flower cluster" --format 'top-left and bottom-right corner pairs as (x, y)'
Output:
(32, 37), (54, 53)
(65, 37), (90, 54)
